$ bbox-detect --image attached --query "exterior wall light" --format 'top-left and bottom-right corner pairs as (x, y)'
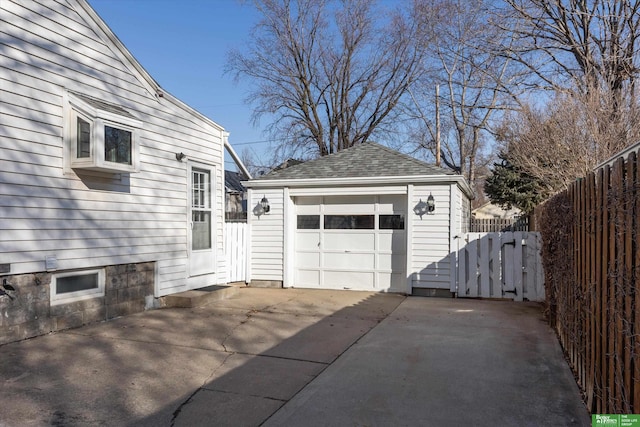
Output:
(427, 193), (435, 213)
(413, 193), (435, 219)
(176, 152), (186, 161)
(260, 196), (270, 213)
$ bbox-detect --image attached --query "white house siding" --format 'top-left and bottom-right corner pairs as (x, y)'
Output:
(0, 0), (226, 296)
(410, 184), (453, 289)
(248, 188), (285, 283)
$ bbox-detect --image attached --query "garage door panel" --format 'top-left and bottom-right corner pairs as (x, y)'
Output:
(324, 270), (374, 289)
(296, 252), (320, 268)
(296, 269), (320, 286)
(378, 272), (405, 290)
(378, 232), (406, 253)
(378, 254), (405, 271)
(323, 252), (375, 270)
(296, 232), (320, 250)
(324, 233), (375, 251)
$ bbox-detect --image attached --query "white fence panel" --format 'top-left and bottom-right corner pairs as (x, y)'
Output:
(225, 222), (247, 283)
(456, 231), (544, 301)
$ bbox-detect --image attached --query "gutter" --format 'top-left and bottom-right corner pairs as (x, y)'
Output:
(244, 174), (473, 198)
(224, 132), (252, 179)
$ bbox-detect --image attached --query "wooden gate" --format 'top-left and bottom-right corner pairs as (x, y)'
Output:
(225, 222), (247, 283)
(455, 232), (544, 301)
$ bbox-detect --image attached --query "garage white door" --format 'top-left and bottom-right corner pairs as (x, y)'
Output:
(294, 195), (406, 292)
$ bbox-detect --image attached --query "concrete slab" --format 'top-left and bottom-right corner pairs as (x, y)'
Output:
(73, 305), (250, 352)
(264, 297), (591, 427)
(172, 389), (283, 427)
(0, 289), (589, 427)
(202, 353), (325, 400)
(0, 288), (402, 427)
(0, 332), (227, 426)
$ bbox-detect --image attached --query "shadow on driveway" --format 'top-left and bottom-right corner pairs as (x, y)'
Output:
(0, 289), (589, 426)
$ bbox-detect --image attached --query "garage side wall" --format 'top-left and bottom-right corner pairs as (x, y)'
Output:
(248, 188), (285, 285)
(410, 184), (452, 291)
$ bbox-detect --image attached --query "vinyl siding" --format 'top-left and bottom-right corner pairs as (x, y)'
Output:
(248, 188), (285, 282)
(410, 184), (452, 289)
(1, 0), (226, 296)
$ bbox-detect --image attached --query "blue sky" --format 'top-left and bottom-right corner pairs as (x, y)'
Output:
(87, 0), (270, 172)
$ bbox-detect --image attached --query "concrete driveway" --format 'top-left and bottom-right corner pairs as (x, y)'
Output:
(0, 288), (589, 426)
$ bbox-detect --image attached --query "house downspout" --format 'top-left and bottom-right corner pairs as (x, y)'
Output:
(224, 132), (252, 179)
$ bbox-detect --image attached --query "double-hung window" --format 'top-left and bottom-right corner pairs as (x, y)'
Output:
(66, 92), (142, 173)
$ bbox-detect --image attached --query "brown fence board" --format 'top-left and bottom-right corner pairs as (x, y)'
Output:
(635, 152), (640, 412)
(623, 154), (634, 413)
(586, 171), (596, 409)
(614, 158), (625, 413)
(538, 146), (639, 414)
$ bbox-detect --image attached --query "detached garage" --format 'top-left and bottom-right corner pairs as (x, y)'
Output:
(244, 142), (473, 295)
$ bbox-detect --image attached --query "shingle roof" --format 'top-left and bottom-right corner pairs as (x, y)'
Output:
(225, 170), (246, 193)
(252, 142), (452, 181)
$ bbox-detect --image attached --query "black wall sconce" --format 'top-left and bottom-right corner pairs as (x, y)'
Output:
(413, 193), (436, 218)
(426, 193), (435, 213)
(176, 152), (186, 161)
(260, 195), (270, 214)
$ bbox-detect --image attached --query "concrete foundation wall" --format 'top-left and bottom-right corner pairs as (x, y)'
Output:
(0, 262), (155, 345)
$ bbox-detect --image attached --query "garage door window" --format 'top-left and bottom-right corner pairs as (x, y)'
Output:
(379, 214), (405, 230)
(297, 215), (320, 229)
(324, 215), (374, 229)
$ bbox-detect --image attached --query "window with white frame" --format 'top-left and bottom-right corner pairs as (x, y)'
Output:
(50, 269), (105, 306)
(66, 92), (142, 173)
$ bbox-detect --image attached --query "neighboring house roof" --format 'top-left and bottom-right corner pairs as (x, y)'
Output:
(253, 142), (454, 181)
(225, 171), (246, 194)
(272, 158), (305, 171)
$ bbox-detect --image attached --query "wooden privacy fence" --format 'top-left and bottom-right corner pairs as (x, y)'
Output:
(469, 216), (529, 232)
(455, 232), (544, 302)
(538, 149), (640, 414)
(225, 222), (247, 283)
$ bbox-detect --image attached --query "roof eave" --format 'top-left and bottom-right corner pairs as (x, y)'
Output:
(244, 175), (474, 197)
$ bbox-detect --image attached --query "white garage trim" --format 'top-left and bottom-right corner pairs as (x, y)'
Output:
(405, 184), (414, 295)
(248, 175), (472, 197)
(289, 186), (408, 196)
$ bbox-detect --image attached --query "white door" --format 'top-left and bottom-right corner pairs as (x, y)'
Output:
(294, 195), (406, 291)
(189, 163), (216, 278)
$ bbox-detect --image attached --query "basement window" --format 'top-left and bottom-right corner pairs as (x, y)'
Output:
(66, 92), (141, 173)
(51, 269), (105, 306)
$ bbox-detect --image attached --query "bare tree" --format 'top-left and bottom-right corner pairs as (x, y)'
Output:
(496, 88), (640, 194)
(501, 0), (640, 100)
(227, 0), (428, 159)
(407, 0), (517, 186)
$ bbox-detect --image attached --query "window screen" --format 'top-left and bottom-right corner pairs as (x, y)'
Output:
(297, 215), (320, 229)
(104, 126), (132, 164)
(76, 117), (91, 158)
(324, 215), (374, 229)
(56, 273), (99, 294)
(379, 214), (405, 230)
